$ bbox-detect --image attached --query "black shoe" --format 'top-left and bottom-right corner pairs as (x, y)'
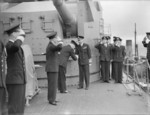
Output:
(105, 80), (110, 83)
(55, 100), (59, 103)
(60, 90), (68, 93)
(49, 101), (57, 105)
(85, 87), (89, 90)
(64, 90), (68, 93)
(77, 86), (83, 89)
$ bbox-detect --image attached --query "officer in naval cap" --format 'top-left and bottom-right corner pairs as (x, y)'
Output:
(111, 36), (118, 80)
(113, 36), (118, 42)
(76, 35), (92, 90)
(106, 36), (111, 45)
(4, 23), (26, 115)
(45, 31), (63, 105)
(58, 40), (78, 93)
(142, 32), (150, 83)
(112, 36), (126, 83)
(95, 36), (112, 83)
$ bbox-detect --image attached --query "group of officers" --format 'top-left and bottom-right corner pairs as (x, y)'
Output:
(45, 31), (92, 106)
(95, 36), (126, 83)
(0, 23), (92, 114)
(2, 22), (150, 115)
(0, 22), (127, 114)
(0, 23), (27, 115)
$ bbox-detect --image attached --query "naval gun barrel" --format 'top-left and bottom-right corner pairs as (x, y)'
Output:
(52, 0), (77, 37)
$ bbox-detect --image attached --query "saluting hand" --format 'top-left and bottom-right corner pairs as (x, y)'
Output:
(75, 55), (79, 59)
(143, 37), (147, 41)
(16, 36), (25, 43)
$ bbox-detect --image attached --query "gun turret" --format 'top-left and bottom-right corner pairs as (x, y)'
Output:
(52, 0), (77, 37)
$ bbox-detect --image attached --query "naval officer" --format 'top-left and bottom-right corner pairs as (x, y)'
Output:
(111, 36), (118, 80)
(76, 36), (92, 90)
(112, 37), (126, 83)
(0, 40), (7, 115)
(45, 32), (63, 105)
(142, 32), (150, 82)
(95, 36), (112, 83)
(58, 41), (77, 93)
(5, 23), (26, 115)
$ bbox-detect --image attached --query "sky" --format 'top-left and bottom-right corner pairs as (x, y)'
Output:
(100, 0), (150, 56)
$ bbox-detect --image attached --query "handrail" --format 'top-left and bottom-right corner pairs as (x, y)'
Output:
(123, 56), (150, 107)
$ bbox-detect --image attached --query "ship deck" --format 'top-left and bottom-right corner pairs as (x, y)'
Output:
(24, 74), (150, 115)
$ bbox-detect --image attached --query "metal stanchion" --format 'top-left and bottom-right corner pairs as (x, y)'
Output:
(124, 57), (133, 84)
(126, 59), (130, 83)
(124, 56), (142, 96)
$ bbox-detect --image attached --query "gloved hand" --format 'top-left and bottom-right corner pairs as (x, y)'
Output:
(16, 36), (25, 42)
(143, 37), (147, 41)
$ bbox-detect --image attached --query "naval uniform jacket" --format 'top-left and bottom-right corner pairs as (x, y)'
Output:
(45, 42), (62, 72)
(0, 41), (6, 88)
(95, 43), (112, 61)
(6, 39), (26, 85)
(112, 45), (126, 62)
(59, 45), (77, 68)
(76, 43), (91, 65)
(142, 41), (150, 60)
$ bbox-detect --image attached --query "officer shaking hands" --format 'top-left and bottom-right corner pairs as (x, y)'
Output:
(58, 40), (78, 93)
(76, 36), (92, 90)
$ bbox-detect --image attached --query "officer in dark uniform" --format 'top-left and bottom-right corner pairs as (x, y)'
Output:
(142, 32), (150, 82)
(5, 23), (26, 115)
(45, 32), (63, 105)
(111, 36), (118, 80)
(112, 37), (126, 83)
(0, 40), (7, 115)
(58, 41), (77, 93)
(76, 36), (92, 90)
(95, 36), (112, 83)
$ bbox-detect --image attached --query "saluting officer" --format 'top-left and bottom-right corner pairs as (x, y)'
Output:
(0, 40), (7, 115)
(142, 32), (150, 82)
(111, 36), (118, 80)
(5, 23), (26, 115)
(95, 36), (112, 83)
(45, 32), (63, 105)
(112, 37), (126, 83)
(76, 36), (92, 90)
(58, 41), (77, 93)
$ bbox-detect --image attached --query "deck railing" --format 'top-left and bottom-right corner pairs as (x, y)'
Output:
(123, 56), (150, 107)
